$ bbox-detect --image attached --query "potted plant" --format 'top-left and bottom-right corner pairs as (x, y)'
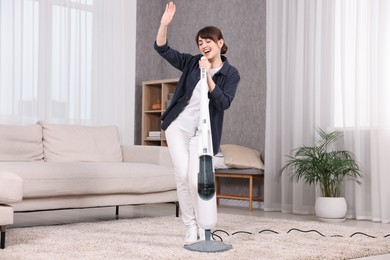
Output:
(280, 127), (363, 222)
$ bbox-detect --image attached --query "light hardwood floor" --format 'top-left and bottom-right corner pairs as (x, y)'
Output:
(10, 203), (390, 259)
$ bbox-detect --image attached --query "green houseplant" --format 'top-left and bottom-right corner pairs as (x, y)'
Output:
(280, 127), (363, 221)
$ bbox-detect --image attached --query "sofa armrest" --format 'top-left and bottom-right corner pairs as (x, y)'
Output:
(121, 145), (173, 168)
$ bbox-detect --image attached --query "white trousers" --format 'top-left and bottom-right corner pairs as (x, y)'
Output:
(165, 122), (200, 229)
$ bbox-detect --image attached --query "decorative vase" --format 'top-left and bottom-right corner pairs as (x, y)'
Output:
(315, 197), (347, 223)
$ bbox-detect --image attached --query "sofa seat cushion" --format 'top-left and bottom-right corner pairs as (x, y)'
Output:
(0, 162), (176, 198)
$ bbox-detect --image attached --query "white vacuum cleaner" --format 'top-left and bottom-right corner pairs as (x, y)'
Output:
(184, 57), (232, 252)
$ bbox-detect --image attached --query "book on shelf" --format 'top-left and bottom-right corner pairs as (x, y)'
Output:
(145, 136), (161, 141)
(148, 131), (161, 137)
(146, 131), (161, 141)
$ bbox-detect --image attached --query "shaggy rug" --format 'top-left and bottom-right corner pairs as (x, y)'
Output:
(1, 213), (389, 260)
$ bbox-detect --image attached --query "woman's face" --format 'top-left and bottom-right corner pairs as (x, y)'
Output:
(197, 36), (224, 60)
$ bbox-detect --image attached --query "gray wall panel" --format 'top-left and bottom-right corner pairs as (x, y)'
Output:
(136, 0), (266, 156)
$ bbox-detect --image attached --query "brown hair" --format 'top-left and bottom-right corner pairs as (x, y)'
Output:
(195, 26), (228, 54)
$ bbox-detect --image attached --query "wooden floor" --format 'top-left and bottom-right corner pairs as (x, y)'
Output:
(10, 203), (390, 259)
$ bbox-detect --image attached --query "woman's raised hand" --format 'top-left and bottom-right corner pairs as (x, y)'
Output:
(160, 2), (176, 26)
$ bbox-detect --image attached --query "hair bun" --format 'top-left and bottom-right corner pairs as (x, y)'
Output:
(221, 44), (228, 54)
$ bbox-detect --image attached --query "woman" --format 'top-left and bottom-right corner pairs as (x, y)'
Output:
(154, 1), (240, 245)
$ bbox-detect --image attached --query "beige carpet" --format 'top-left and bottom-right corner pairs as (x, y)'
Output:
(1, 213), (389, 260)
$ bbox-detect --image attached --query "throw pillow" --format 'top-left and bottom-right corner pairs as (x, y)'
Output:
(220, 144), (264, 170)
(213, 152), (229, 169)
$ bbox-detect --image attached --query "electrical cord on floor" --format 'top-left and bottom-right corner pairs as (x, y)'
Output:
(211, 229), (229, 241)
(211, 228), (390, 242)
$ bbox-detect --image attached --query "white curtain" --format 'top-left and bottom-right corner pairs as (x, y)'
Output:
(0, 0), (136, 144)
(265, 0), (390, 223)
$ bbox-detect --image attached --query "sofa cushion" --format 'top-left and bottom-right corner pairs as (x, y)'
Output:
(0, 124), (43, 161)
(220, 144), (264, 170)
(0, 171), (24, 203)
(0, 205), (14, 225)
(40, 123), (123, 162)
(0, 162), (176, 198)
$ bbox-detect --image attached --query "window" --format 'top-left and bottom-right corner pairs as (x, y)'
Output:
(333, 0), (370, 128)
(0, 0), (93, 121)
(0, 0), (39, 117)
(332, 0), (390, 129)
(51, 1), (93, 120)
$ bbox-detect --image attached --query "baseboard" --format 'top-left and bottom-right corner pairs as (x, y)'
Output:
(218, 199), (264, 210)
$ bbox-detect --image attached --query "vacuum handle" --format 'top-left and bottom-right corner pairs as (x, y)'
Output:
(200, 56), (207, 80)
(199, 57), (209, 153)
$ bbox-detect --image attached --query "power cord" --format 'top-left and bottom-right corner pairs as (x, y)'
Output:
(211, 228), (390, 242)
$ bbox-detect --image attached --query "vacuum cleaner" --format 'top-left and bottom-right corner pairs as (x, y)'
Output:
(184, 57), (232, 252)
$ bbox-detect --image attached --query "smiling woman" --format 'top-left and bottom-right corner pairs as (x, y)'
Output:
(154, 1), (240, 245)
(196, 26), (228, 58)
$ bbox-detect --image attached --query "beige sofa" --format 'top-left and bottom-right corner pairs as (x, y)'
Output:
(0, 122), (178, 213)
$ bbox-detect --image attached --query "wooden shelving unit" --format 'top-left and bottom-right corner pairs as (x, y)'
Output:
(141, 78), (179, 146)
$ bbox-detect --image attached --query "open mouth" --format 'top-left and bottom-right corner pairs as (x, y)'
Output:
(203, 48), (211, 55)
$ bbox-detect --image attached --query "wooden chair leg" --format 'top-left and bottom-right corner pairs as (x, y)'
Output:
(249, 176), (253, 211)
(215, 176), (220, 206)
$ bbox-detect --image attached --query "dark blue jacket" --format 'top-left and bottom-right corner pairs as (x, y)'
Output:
(154, 41), (240, 155)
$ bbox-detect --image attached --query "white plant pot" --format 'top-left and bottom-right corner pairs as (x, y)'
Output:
(315, 197), (347, 223)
